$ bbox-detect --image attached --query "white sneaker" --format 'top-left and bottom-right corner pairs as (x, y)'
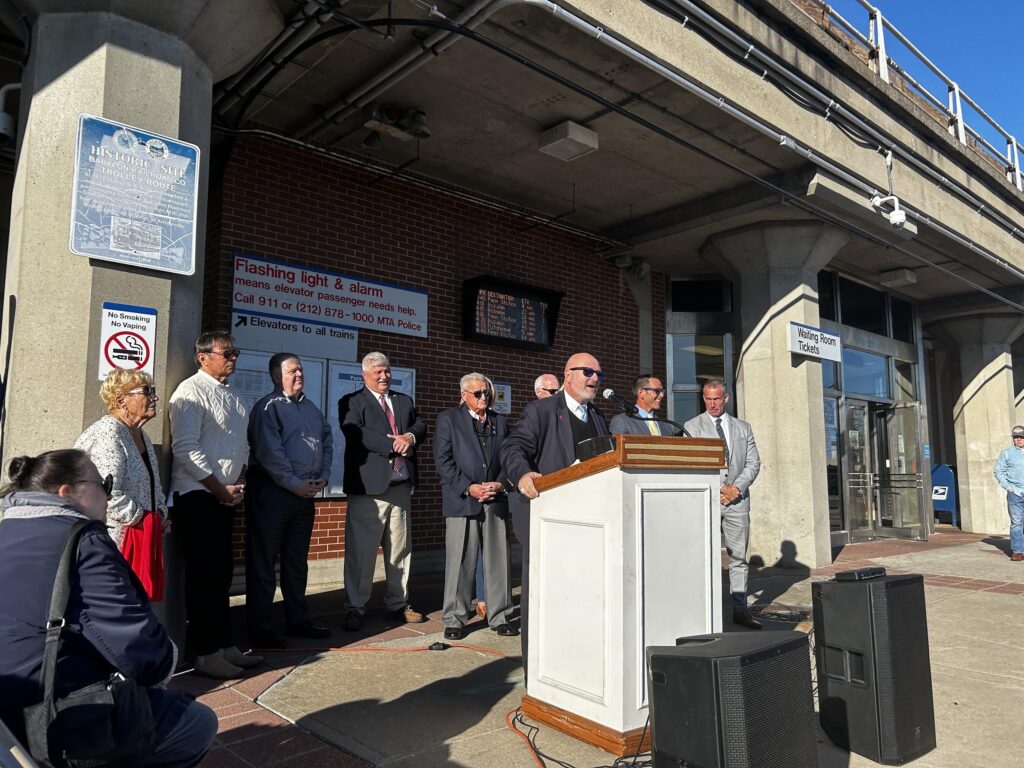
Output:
(222, 645), (263, 669)
(194, 652), (243, 679)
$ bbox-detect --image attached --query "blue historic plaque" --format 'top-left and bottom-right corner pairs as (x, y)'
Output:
(70, 114), (200, 275)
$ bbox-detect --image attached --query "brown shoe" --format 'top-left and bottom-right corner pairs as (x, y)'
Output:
(1012, 552), (1024, 561)
(386, 606), (426, 623)
(475, 602), (487, 620)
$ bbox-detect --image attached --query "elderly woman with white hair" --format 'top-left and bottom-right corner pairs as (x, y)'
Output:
(75, 368), (170, 600)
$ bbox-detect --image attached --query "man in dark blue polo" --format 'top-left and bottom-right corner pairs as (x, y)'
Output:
(246, 352), (333, 648)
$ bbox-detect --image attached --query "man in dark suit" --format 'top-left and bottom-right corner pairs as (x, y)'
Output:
(683, 378), (762, 629)
(434, 373), (517, 641)
(501, 352), (610, 673)
(609, 374), (670, 435)
(338, 351), (428, 631)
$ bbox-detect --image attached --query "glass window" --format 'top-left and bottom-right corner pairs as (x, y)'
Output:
(670, 280), (731, 312)
(671, 391), (699, 423)
(891, 297), (914, 343)
(842, 348), (889, 399)
(822, 361), (838, 390)
(818, 271), (837, 322)
(671, 335), (726, 390)
(894, 361), (916, 402)
(838, 277), (887, 335)
(824, 398), (842, 531)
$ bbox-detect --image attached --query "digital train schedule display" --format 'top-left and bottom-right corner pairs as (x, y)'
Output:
(462, 277), (563, 351)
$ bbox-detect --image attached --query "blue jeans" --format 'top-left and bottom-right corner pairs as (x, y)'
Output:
(1008, 492), (1024, 554)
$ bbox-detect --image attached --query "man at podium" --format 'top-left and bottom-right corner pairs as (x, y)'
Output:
(501, 352), (610, 676)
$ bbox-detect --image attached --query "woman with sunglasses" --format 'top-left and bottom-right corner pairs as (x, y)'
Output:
(0, 449), (217, 767)
(75, 368), (170, 601)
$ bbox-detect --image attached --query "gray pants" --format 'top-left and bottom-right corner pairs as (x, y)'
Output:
(722, 506), (750, 610)
(443, 509), (512, 629)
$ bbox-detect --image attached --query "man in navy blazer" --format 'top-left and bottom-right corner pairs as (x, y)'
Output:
(338, 351), (427, 631)
(434, 373), (517, 640)
(501, 352), (610, 673)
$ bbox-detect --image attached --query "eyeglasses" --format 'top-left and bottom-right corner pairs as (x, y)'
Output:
(568, 366), (604, 380)
(206, 348), (241, 360)
(538, 388), (559, 395)
(126, 386), (158, 398)
(641, 387), (665, 394)
(465, 389), (491, 399)
(75, 474), (113, 497)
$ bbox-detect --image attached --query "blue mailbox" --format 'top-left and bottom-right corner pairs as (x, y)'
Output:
(931, 464), (958, 528)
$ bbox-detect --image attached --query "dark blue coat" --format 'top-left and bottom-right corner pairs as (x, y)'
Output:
(339, 388), (427, 496)
(0, 492), (178, 743)
(433, 406), (509, 518)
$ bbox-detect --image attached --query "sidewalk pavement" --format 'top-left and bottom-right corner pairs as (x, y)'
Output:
(170, 525), (1024, 768)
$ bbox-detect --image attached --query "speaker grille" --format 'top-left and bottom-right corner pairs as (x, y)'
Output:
(718, 641), (818, 767)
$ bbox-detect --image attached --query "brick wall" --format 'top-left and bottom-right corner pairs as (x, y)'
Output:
(207, 134), (666, 564)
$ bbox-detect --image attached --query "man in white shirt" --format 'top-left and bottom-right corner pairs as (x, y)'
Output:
(684, 378), (762, 629)
(168, 331), (261, 678)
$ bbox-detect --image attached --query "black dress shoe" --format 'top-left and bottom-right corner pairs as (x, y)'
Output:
(491, 623), (519, 636)
(286, 621), (331, 639)
(251, 629), (288, 649)
(341, 610), (363, 631)
(444, 626), (465, 640)
(732, 610), (762, 630)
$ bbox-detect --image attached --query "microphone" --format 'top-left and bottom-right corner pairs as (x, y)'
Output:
(603, 388), (638, 415)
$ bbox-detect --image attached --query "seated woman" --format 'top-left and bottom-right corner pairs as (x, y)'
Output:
(0, 450), (217, 768)
(75, 369), (170, 600)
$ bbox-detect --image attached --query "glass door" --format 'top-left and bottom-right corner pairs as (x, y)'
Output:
(844, 400), (875, 541)
(874, 402), (925, 537)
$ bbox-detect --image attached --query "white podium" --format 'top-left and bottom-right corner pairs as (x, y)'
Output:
(520, 435), (724, 755)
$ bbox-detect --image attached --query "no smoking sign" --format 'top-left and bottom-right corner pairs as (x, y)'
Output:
(98, 302), (157, 380)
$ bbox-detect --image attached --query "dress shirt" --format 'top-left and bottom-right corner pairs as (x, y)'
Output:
(995, 445), (1024, 495)
(563, 390), (589, 422)
(168, 370), (249, 497)
(248, 389), (333, 494)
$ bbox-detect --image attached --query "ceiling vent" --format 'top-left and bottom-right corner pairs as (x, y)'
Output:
(880, 268), (917, 288)
(538, 120), (598, 161)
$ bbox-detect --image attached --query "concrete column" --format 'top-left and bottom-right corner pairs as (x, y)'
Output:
(623, 263), (653, 372)
(931, 316), (1024, 536)
(701, 222), (848, 570)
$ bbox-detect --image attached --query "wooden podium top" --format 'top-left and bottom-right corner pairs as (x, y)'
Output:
(533, 435), (725, 494)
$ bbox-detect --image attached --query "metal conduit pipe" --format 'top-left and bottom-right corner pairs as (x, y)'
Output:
(657, 0), (1024, 255)
(302, 0), (551, 139)
(215, 0), (337, 116)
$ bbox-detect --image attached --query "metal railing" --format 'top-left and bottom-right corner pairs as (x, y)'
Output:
(799, 0), (1023, 191)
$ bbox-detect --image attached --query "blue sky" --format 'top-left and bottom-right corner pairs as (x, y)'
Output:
(825, 0), (1021, 157)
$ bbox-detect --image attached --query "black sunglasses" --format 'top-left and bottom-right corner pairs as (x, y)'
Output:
(539, 388), (559, 395)
(465, 388), (491, 399)
(127, 385), (158, 397)
(568, 366), (604, 380)
(75, 474), (114, 497)
(206, 348), (241, 360)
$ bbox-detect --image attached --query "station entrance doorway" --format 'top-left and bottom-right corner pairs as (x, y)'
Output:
(843, 399), (925, 541)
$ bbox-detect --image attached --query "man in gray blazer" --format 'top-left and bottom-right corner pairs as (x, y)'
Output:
(683, 378), (762, 629)
(610, 374), (672, 435)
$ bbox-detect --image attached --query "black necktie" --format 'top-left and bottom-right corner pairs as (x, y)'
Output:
(715, 417), (730, 464)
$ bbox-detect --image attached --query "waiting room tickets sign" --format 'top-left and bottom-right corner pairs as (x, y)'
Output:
(232, 253), (428, 338)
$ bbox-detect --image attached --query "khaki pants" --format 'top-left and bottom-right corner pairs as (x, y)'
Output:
(343, 483), (412, 613)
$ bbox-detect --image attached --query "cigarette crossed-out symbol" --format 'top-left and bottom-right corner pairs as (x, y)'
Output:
(104, 331), (150, 370)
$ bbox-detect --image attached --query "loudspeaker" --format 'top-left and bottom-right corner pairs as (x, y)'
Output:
(812, 574), (935, 765)
(646, 632), (817, 768)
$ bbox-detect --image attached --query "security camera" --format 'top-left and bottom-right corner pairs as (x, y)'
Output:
(888, 208), (907, 228)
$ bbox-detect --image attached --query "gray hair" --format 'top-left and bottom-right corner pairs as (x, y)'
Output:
(533, 374), (556, 392)
(460, 372), (488, 391)
(362, 351), (389, 371)
(703, 377), (727, 394)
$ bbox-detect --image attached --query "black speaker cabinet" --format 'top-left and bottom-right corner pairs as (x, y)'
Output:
(812, 574), (936, 765)
(646, 632), (817, 768)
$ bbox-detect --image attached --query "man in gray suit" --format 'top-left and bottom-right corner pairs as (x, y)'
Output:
(610, 374), (670, 435)
(683, 378), (762, 629)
